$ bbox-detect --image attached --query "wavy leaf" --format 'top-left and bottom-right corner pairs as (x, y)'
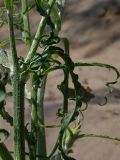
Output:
(75, 62), (120, 91)
(0, 48), (9, 68)
(0, 106), (13, 126)
(0, 129), (9, 143)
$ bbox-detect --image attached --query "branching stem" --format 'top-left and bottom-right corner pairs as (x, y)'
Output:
(25, 0), (56, 62)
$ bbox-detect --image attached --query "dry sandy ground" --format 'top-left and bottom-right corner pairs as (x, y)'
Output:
(1, 0), (120, 159)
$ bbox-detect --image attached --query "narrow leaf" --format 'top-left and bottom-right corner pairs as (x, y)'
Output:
(53, 9), (61, 32)
(0, 40), (9, 47)
(0, 143), (13, 160)
(0, 82), (6, 103)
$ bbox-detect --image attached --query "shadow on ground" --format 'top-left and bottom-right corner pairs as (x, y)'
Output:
(62, 0), (120, 58)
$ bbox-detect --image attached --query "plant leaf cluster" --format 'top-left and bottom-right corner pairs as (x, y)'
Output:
(0, 0), (120, 160)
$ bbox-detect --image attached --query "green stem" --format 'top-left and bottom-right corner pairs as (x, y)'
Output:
(0, 143), (13, 160)
(63, 71), (69, 113)
(30, 74), (38, 160)
(21, 0), (32, 50)
(37, 76), (47, 160)
(26, 1), (56, 159)
(80, 133), (120, 142)
(63, 38), (69, 113)
(7, 9), (25, 160)
(47, 138), (59, 158)
(25, 0), (56, 62)
(21, 1), (34, 158)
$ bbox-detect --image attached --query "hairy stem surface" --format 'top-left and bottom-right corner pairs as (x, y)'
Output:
(21, 0), (32, 50)
(7, 9), (25, 160)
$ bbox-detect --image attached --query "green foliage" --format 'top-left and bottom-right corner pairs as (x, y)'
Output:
(0, 0), (120, 160)
(4, 0), (13, 9)
(0, 48), (9, 68)
(0, 129), (9, 143)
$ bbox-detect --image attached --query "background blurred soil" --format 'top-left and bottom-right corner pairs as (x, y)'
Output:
(1, 0), (120, 159)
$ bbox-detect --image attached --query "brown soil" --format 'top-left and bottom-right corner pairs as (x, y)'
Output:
(1, 0), (120, 159)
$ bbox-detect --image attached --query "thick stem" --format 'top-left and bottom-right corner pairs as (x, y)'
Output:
(7, 9), (25, 160)
(37, 76), (47, 160)
(25, 0), (56, 62)
(21, 0), (32, 50)
(21, 1), (34, 158)
(13, 80), (25, 160)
